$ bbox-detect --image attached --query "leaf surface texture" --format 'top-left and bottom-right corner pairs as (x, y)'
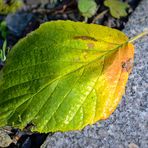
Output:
(0, 21), (134, 133)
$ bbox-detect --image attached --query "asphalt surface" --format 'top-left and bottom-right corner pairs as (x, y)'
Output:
(41, 0), (148, 147)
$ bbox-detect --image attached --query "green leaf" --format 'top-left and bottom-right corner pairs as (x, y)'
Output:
(0, 49), (2, 60)
(78, 0), (98, 18)
(0, 21), (7, 39)
(2, 40), (7, 62)
(0, 21), (134, 133)
(104, 0), (129, 19)
(0, 0), (23, 14)
(0, 40), (7, 62)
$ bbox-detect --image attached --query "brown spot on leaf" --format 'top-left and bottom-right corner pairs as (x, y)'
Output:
(121, 58), (133, 73)
(87, 43), (94, 49)
(73, 36), (97, 41)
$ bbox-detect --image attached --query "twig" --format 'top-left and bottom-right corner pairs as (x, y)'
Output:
(92, 10), (108, 24)
(84, 17), (88, 23)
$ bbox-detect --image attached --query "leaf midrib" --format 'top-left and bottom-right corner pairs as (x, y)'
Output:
(1, 42), (128, 127)
(16, 43), (122, 104)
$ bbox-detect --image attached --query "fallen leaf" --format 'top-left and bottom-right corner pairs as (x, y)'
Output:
(0, 21), (134, 133)
(78, 0), (98, 18)
(104, 0), (129, 19)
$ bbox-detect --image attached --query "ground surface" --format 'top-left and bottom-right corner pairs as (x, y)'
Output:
(41, 0), (148, 147)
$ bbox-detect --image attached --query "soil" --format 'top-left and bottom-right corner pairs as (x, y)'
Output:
(0, 0), (142, 147)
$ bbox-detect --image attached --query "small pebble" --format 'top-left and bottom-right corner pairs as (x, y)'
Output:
(128, 143), (139, 148)
(0, 129), (12, 147)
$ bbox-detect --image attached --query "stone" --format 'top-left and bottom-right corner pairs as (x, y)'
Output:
(6, 12), (33, 37)
(0, 129), (12, 147)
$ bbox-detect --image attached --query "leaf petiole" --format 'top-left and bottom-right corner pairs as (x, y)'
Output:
(129, 30), (148, 43)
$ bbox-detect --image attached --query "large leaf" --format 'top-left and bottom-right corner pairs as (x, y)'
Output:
(0, 21), (134, 133)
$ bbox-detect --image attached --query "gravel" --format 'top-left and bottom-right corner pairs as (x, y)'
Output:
(41, 0), (148, 147)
